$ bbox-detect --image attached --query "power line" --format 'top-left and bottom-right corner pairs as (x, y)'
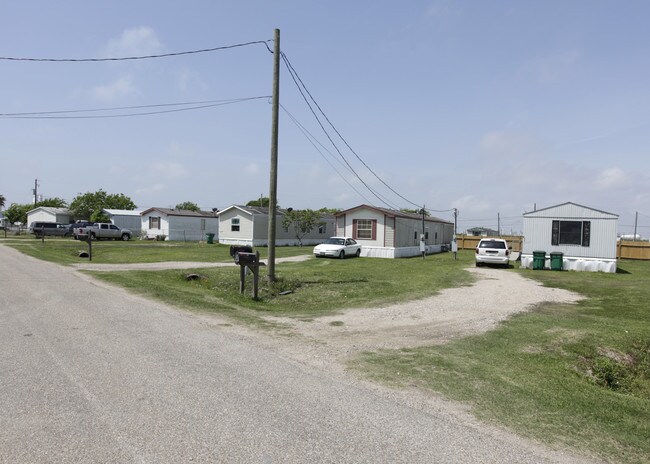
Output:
(0, 96), (270, 119)
(0, 41), (272, 62)
(281, 51), (424, 210)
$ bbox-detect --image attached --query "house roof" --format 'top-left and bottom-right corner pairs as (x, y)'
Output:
(218, 205), (287, 216)
(26, 207), (70, 215)
(523, 201), (618, 218)
(140, 207), (218, 218)
(336, 204), (453, 225)
(103, 209), (142, 216)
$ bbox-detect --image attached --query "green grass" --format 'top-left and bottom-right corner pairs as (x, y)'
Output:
(2, 235), (310, 265)
(352, 260), (650, 463)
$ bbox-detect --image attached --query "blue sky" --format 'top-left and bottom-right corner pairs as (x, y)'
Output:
(1, 1), (649, 234)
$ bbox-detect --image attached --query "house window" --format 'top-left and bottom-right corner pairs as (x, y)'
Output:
(551, 220), (591, 246)
(414, 231), (418, 240)
(149, 216), (161, 229)
(231, 218), (240, 232)
(200, 219), (206, 231)
(425, 229), (429, 240)
(318, 222), (327, 234)
(353, 219), (376, 240)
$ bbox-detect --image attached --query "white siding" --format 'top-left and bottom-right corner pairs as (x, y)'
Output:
(167, 216), (218, 241)
(141, 213), (170, 239)
(218, 209), (254, 244)
(110, 215), (142, 234)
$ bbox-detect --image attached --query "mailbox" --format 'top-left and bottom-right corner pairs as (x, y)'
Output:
(230, 245), (253, 258)
(235, 252), (257, 265)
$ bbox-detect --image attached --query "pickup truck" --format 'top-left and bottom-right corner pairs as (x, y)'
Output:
(75, 223), (132, 241)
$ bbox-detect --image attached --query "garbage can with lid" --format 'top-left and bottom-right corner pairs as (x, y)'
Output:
(550, 252), (564, 271)
(205, 233), (215, 244)
(533, 251), (546, 270)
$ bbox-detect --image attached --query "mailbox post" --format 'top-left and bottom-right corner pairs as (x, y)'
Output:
(235, 250), (263, 300)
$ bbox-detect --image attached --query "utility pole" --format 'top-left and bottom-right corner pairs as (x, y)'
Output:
(498, 212), (501, 236)
(453, 208), (458, 235)
(33, 179), (39, 205)
(267, 28), (280, 283)
(634, 211), (638, 241)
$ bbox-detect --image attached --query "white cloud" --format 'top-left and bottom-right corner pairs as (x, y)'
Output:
(152, 161), (189, 179)
(136, 183), (165, 195)
(244, 162), (260, 175)
(451, 194), (490, 213)
(595, 167), (627, 190)
(178, 68), (208, 93)
(105, 27), (162, 58)
(92, 75), (138, 101)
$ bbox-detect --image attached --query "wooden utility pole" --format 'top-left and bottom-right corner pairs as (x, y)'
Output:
(267, 28), (280, 283)
(634, 211), (638, 241)
(498, 212), (501, 236)
(453, 208), (458, 235)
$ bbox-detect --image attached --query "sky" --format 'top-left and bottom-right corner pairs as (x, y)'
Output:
(1, 1), (649, 235)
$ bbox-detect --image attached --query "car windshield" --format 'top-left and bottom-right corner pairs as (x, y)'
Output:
(324, 238), (344, 245)
(479, 240), (506, 249)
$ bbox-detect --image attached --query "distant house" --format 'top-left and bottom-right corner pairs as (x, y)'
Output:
(467, 227), (499, 237)
(335, 205), (454, 258)
(140, 207), (219, 241)
(26, 207), (72, 227)
(217, 205), (334, 246)
(102, 209), (142, 235)
(521, 202), (618, 273)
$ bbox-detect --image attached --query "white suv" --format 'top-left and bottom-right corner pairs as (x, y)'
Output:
(475, 238), (510, 267)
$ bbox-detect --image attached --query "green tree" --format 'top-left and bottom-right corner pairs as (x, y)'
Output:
(0, 194), (5, 209)
(317, 207), (341, 215)
(69, 190), (136, 222)
(401, 208), (430, 217)
(281, 209), (321, 247)
(4, 198), (67, 225)
(175, 201), (201, 212)
(246, 197), (271, 207)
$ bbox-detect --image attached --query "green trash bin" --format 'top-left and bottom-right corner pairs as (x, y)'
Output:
(532, 251), (546, 270)
(550, 252), (563, 271)
(206, 233), (215, 244)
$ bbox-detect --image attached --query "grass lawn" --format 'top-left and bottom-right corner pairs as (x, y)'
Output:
(352, 259), (650, 464)
(2, 234), (310, 265)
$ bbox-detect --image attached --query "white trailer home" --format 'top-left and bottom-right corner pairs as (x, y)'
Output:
(103, 209), (142, 236)
(521, 202), (618, 273)
(335, 205), (454, 258)
(140, 207), (219, 241)
(217, 205), (334, 246)
(26, 207), (72, 227)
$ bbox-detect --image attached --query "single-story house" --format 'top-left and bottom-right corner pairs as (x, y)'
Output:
(521, 202), (618, 273)
(467, 227), (499, 237)
(140, 207), (219, 241)
(218, 205), (335, 246)
(335, 205), (454, 258)
(26, 207), (72, 227)
(102, 209), (142, 235)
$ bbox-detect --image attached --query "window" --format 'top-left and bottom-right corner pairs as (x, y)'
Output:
(149, 216), (160, 229)
(414, 231), (418, 240)
(200, 219), (206, 231)
(551, 220), (590, 246)
(425, 230), (429, 240)
(318, 222), (326, 234)
(353, 219), (376, 240)
(231, 217), (240, 232)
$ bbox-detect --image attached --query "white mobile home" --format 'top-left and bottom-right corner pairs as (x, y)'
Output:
(141, 208), (218, 241)
(218, 205), (334, 246)
(26, 207), (72, 227)
(521, 202), (618, 273)
(335, 205), (454, 258)
(103, 209), (142, 235)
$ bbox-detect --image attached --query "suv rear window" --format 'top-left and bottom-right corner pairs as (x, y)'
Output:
(479, 240), (506, 249)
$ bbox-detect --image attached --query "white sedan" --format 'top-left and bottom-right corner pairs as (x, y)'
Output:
(313, 237), (362, 259)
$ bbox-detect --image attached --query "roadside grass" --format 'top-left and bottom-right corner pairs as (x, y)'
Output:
(89, 251), (476, 321)
(352, 260), (650, 463)
(3, 236), (310, 265)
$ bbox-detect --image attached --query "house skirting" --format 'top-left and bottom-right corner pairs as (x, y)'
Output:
(219, 238), (326, 247)
(362, 244), (447, 259)
(520, 254), (617, 273)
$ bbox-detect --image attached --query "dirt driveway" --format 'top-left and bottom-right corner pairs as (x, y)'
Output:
(257, 266), (583, 368)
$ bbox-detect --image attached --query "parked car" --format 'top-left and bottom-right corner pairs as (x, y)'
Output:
(28, 221), (72, 238)
(69, 221), (95, 239)
(313, 237), (361, 259)
(475, 238), (510, 267)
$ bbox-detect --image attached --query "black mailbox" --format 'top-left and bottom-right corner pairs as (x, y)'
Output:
(230, 245), (253, 258)
(235, 252), (257, 265)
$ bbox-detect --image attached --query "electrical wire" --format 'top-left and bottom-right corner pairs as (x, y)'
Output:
(0, 96), (270, 119)
(0, 41), (272, 62)
(281, 51), (425, 210)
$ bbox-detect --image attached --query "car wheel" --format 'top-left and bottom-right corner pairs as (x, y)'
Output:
(339, 250), (345, 259)
(121, 234), (130, 241)
(90, 233), (97, 240)
(475, 261), (481, 267)
(355, 249), (361, 257)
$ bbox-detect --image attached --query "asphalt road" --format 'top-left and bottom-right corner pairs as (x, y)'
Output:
(0, 245), (584, 463)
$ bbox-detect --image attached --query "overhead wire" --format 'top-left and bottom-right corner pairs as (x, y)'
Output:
(0, 96), (271, 119)
(0, 41), (273, 62)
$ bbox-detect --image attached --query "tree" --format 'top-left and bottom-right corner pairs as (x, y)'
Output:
(175, 201), (201, 212)
(69, 190), (136, 222)
(317, 207), (341, 215)
(0, 194), (5, 209)
(401, 208), (430, 217)
(246, 197), (270, 207)
(281, 209), (321, 247)
(4, 198), (67, 225)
